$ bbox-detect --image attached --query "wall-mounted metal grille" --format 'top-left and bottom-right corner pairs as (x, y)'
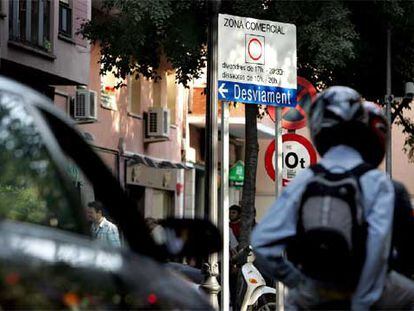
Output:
(75, 93), (86, 117)
(149, 112), (158, 133)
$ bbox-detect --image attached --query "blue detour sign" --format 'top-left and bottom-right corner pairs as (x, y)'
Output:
(218, 81), (296, 107)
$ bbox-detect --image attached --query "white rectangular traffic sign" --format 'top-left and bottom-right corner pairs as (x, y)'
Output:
(218, 14), (297, 107)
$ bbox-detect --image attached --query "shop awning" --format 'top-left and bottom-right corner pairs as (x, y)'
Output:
(126, 152), (192, 169)
(187, 116), (274, 139)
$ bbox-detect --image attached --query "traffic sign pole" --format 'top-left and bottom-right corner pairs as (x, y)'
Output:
(221, 101), (230, 311)
(201, 0), (221, 308)
(275, 108), (283, 196)
(385, 26), (392, 177)
(275, 107), (284, 310)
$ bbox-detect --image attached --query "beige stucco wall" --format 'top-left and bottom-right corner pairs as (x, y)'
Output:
(390, 109), (414, 196)
(255, 138), (277, 221)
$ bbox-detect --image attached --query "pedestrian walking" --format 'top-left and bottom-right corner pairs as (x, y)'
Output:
(87, 201), (121, 248)
(229, 204), (241, 241)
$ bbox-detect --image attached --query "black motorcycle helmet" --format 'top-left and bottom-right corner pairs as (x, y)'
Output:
(308, 86), (373, 161)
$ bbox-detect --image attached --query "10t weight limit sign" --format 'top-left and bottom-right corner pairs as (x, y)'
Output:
(265, 134), (317, 186)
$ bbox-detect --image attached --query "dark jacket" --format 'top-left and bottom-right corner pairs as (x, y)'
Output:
(390, 180), (414, 278)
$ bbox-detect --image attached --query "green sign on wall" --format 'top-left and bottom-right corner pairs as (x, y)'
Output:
(229, 160), (244, 188)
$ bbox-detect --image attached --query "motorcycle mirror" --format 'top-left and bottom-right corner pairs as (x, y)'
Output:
(156, 218), (221, 258)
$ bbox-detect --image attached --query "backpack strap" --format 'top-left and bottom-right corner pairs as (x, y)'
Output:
(347, 163), (374, 193)
(309, 163), (374, 182)
(349, 163), (374, 178)
(309, 164), (352, 182)
(309, 164), (327, 175)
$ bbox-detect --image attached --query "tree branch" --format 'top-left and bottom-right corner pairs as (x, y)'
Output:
(396, 108), (414, 134)
(391, 97), (412, 123)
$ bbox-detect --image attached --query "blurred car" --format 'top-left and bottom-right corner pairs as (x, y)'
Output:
(0, 76), (220, 309)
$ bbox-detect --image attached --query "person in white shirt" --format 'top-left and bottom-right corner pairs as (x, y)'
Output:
(87, 201), (121, 248)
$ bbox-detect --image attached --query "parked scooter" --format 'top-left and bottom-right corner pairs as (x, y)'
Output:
(232, 246), (276, 311)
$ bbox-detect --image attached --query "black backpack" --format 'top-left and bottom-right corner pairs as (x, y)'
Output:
(287, 163), (373, 288)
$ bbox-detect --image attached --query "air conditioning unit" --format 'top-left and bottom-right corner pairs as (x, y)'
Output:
(74, 89), (97, 120)
(145, 107), (170, 140)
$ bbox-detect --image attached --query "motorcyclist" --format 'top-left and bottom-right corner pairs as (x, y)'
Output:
(251, 86), (414, 310)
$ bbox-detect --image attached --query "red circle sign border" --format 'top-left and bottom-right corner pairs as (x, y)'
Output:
(267, 77), (317, 130)
(264, 133), (317, 182)
(248, 38), (263, 61)
(282, 77), (317, 130)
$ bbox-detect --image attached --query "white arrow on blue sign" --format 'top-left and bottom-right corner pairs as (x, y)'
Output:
(218, 82), (229, 98)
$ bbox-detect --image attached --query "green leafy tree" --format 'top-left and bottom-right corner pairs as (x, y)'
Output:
(336, 1), (414, 161)
(81, 0), (208, 85)
(0, 97), (80, 232)
(80, 0), (414, 250)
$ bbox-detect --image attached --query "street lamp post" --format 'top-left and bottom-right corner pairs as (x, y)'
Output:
(384, 27), (414, 177)
(385, 26), (392, 177)
(201, 0), (221, 309)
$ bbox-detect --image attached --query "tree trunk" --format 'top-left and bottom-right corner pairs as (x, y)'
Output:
(239, 104), (259, 250)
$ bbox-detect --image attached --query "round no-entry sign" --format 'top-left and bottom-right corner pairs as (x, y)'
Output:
(265, 134), (317, 186)
(267, 77), (317, 130)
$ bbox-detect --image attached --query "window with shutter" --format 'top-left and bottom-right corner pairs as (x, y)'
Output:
(9, 0), (51, 51)
(166, 71), (177, 125)
(59, 1), (72, 38)
(128, 75), (142, 116)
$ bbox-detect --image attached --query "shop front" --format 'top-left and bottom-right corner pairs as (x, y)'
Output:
(125, 155), (190, 220)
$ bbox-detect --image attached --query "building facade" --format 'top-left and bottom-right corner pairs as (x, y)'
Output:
(1, 1), (196, 221)
(54, 41), (196, 219)
(2, 1), (413, 223)
(0, 0), (90, 95)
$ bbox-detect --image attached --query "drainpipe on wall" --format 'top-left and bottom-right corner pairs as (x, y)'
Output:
(118, 137), (126, 188)
(175, 169), (185, 218)
(0, 10), (5, 70)
(385, 26), (392, 177)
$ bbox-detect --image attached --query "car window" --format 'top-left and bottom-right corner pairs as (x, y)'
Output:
(0, 91), (85, 234)
(37, 101), (163, 258)
(63, 155), (124, 248)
